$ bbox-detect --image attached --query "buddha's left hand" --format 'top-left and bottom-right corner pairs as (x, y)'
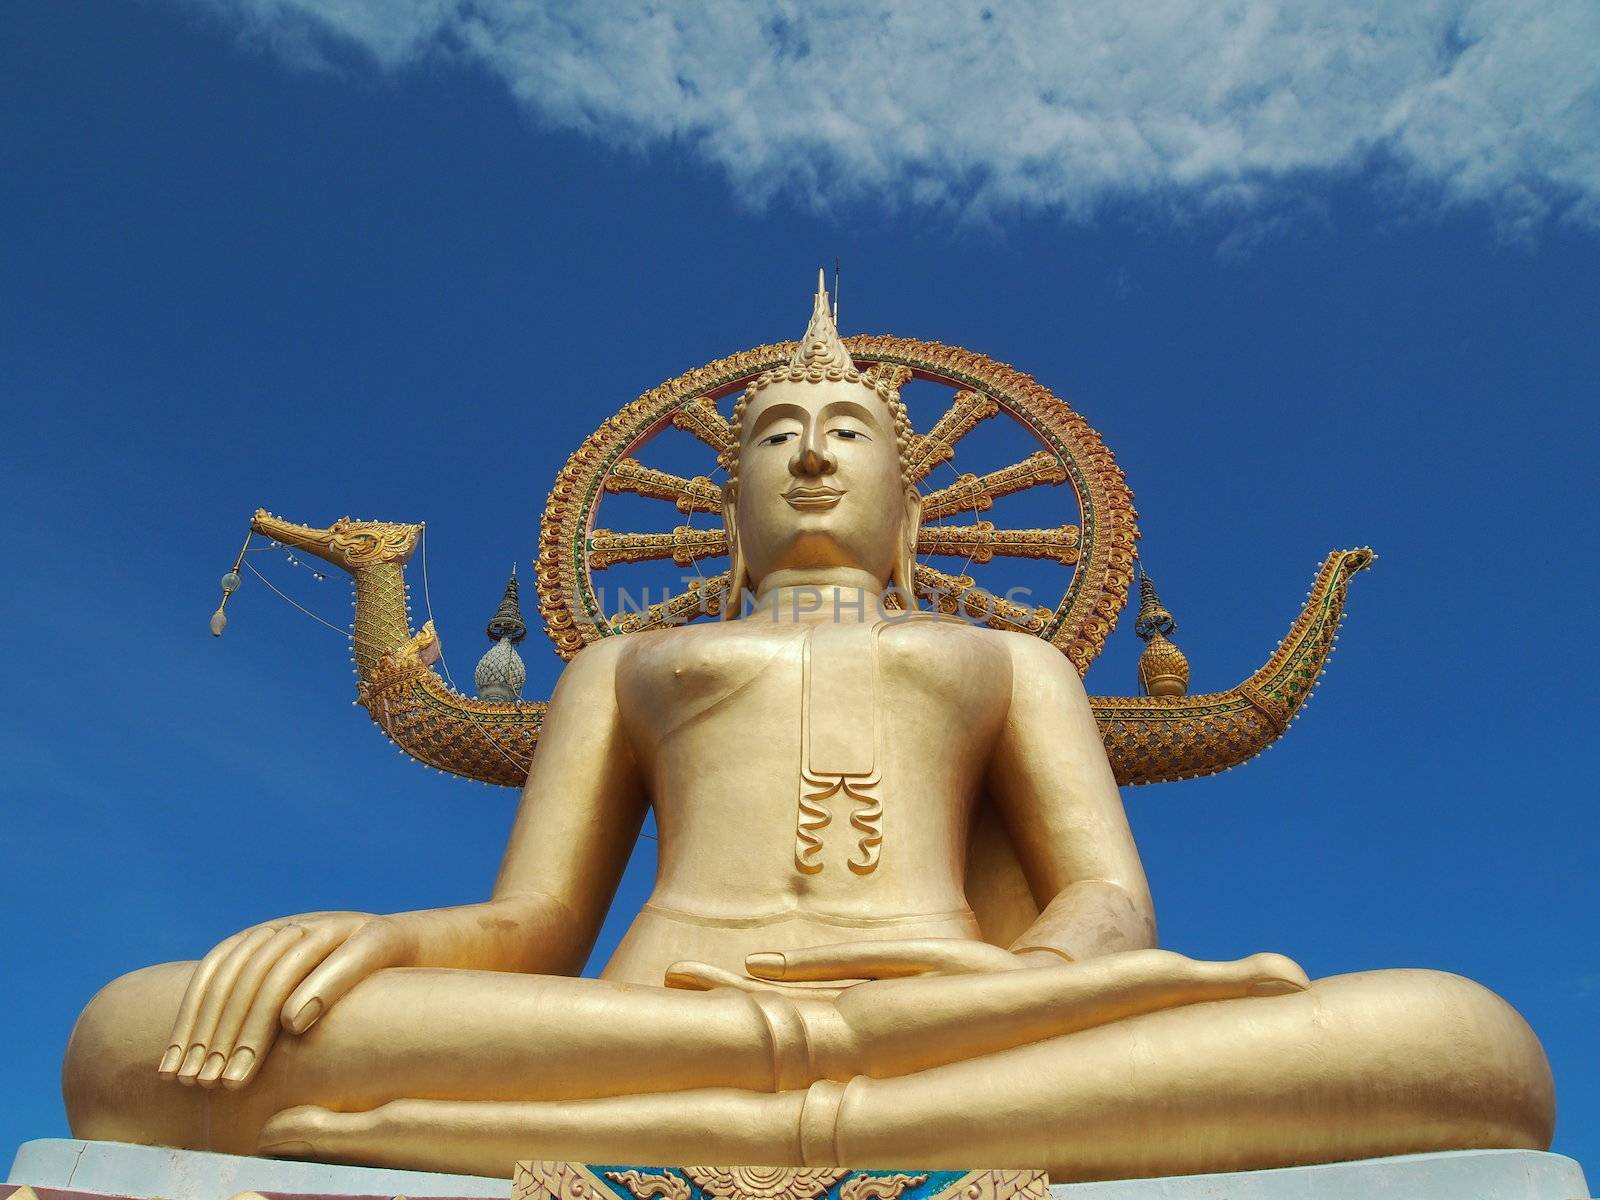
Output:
(665, 937), (1054, 994)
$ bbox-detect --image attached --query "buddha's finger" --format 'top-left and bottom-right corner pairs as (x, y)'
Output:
(818, 949), (1317, 1076)
(664, 961), (769, 991)
(178, 926), (279, 1084)
(196, 925), (306, 1088)
(1233, 952), (1311, 996)
(664, 960), (845, 999)
(222, 927), (348, 1089)
(160, 928), (252, 1078)
(747, 939), (1018, 982)
(283, 920), (407, 1035)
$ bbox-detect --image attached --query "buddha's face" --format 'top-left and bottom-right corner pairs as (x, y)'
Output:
(727, 378), (910, 590)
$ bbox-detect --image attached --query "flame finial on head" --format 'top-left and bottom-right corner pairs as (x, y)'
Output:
(789, 267), (853, 371)
(723, 268), (912, 489)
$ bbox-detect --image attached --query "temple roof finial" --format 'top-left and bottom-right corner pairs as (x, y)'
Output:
(485, 565), (527, 644)
(1133, 565), (1190, 698)
(788, 267), (854, 372)
(476, 566), (528, 703)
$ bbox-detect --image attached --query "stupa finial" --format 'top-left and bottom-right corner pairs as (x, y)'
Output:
(485, 564), (527, 644)
(788, 267), (854, 372)
(475, 566), (527, 702)
(1133, 565), (1191, 699)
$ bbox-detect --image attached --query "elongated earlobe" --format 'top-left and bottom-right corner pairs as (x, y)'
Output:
(890, 488), (922, 609)
(721, 488), (749, 620)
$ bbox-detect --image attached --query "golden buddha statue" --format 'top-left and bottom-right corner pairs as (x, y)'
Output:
(62, 277), (1554, 1184)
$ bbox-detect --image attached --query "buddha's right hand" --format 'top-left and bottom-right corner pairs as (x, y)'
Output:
(158, 910), (402, 1090)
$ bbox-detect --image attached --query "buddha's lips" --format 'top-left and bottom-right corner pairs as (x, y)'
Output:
(784, 486), (845, 511)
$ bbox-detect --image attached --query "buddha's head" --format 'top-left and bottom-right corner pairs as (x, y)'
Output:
(719, 274), (922, 610)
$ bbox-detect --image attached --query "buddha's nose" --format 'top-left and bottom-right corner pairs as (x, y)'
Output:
(790, 425), (837, 478)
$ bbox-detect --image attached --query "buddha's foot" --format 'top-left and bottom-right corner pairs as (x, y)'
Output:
(258, 1093), (811, 1176)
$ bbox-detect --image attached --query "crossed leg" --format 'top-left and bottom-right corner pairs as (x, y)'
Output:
(259, 970), (1553, 1182)
(65, 954), (1551, 1181)
(67, 949), (1297, 1156)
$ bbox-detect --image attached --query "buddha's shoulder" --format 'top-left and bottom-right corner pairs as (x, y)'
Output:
(609, 617), (792, 669)
(879, 616), (1016, 671)
(887, 621), (1083, 683)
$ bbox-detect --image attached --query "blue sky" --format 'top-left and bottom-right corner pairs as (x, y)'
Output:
(3, 0), (1598, 1176)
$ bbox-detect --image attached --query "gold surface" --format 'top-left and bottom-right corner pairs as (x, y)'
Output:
(62, 281), (1552, 1182)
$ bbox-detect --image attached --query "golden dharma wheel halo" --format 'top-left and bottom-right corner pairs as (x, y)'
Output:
(535, 335), (1138, 674)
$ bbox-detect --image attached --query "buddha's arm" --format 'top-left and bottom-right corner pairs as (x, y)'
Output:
(987, 633), (1157, 962)
(287, 636), (645, 994)
(485, 636), (648, 973)
(160, 638), (645, 1089)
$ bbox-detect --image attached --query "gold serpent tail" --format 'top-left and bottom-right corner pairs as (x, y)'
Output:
(1093, 548), (1375, 785)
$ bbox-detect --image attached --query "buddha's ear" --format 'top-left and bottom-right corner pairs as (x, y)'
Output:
(721, 484), (748, 621)
(891, 487), (923, 606)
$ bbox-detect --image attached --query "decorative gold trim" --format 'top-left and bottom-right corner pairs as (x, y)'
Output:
(837, 1176), (928, 1200)
(915, 521), (1080, 565)
(516, 1160), (614, 1200)
(671, 395), (733, 454)
(907, 391), (999, 482)
(913, 564), (1054, 635)
(607, 1170), (694, 1200)
(610, 573), (731, 635)
(943, 1171), (1049, 1200)
(514, 1165), (1046, 1200)
(606, 458), (723, 514)
(681, 1167), (850, 1200)
(919, 452), (1069, 521)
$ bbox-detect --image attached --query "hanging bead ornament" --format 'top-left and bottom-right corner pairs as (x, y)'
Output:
(210, 531), (252, 636)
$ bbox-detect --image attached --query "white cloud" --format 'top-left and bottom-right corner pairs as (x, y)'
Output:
(190, 0), (1600, 234)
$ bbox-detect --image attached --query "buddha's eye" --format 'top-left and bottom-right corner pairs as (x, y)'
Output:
(759, 431), (797, 447)
(829, 428), (868, 440)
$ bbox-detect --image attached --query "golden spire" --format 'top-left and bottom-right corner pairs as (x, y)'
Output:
(1134, 568), (1190, 698)
(788, 267), (854, 371)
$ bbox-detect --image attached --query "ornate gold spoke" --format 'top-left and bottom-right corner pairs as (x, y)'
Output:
(916, 520), (1080, 565)
(865, 362), (914, 390)
(918, 450), (1068, 520)
(913, 564), (1054, 634)
(908, 391), (1000, 483)
(610, 572), (731, 634)
(671, 395), (732, 454)
(589, 526), (729, 570)
(605, 458), (722, 514)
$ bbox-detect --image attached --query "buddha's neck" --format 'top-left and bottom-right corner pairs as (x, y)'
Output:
(751, 568), (886, 625)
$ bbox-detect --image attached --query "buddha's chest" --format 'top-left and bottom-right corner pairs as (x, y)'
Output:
(616, 620), (1009, 780)
(619, 620), (1008, 881)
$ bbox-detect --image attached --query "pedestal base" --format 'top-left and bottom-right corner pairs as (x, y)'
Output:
(6, 1141), (507, 1200)
(6, 1141), (1591, 1200)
